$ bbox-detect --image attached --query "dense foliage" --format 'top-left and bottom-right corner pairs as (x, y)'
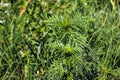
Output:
(0, 0), (120, 80)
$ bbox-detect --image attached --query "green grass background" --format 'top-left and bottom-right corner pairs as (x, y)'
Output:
(0, 0), (120, 80)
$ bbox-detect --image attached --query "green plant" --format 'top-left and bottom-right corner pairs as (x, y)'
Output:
(0, 0), (120, 80)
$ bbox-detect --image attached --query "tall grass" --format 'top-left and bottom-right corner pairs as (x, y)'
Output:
(0, 0), (120, 80)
